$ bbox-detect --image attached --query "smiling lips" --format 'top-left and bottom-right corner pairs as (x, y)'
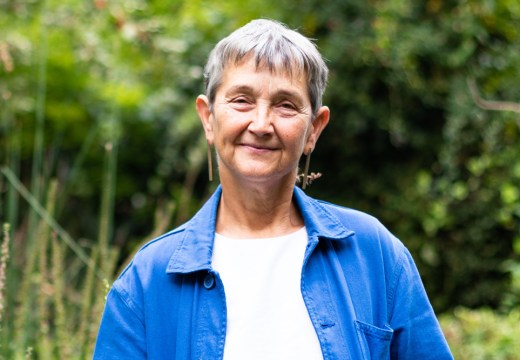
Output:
(241, 142), (278, 153)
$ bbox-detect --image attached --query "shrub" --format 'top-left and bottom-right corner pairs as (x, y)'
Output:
(440, 307), (520, 360)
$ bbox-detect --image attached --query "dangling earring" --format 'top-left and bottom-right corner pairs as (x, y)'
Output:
(302, 149), (312, 190)
(207, 141), (213, 182)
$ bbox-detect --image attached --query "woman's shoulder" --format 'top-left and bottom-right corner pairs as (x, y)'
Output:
(312, 198), (407, 258)
(115, 223), (190, 282)
(116, 189), (221, 283)
(315, 199), (392, 234)
(138, 224), (189, 257)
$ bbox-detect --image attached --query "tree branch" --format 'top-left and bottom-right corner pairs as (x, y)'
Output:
(467, 78), (520, 114)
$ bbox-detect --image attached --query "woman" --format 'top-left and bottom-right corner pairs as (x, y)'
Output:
(94, 19), (453, 359)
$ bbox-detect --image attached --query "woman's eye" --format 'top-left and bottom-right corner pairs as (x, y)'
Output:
(232, 97), (250, 104)
(280, 102), (296, 110)
(229, 97), (254, 110)
(277, 102), (299, 115)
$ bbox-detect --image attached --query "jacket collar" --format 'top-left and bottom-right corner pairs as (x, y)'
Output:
(166, 185), (354, 274)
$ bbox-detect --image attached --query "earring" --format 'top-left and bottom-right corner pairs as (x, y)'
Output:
(302, 149), (312, 190)
(207, 141), (213, 182)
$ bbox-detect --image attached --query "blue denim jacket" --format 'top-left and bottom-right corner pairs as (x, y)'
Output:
(94, 186), (453, 359)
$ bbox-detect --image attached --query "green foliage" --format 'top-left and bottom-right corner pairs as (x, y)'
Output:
(440, 308), (520, 360)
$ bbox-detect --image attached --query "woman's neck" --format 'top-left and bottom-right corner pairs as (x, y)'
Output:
(216, 175), (304, 239)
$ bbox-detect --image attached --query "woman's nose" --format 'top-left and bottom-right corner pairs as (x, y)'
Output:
(248, 104), (273, 135)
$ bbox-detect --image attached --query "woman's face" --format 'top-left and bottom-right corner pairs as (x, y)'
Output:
(197, 55), (329, 186)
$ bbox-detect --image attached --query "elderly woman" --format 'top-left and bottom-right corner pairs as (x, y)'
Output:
(94, 19), (453, 359)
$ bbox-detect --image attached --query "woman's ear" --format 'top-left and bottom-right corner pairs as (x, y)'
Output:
(305, 106), (330, 152)
(196, 95), (214, 144)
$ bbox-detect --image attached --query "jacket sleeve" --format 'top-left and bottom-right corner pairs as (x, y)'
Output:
(388, 248), (453, 359)
(93, 284), (146, 359)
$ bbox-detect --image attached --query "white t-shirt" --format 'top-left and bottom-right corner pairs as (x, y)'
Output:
(211, 227), (324, 360)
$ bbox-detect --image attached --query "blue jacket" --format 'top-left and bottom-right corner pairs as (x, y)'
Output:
(94, 186), (453, 359)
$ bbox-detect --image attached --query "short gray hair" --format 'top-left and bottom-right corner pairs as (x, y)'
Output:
(203, 19), (328, 116)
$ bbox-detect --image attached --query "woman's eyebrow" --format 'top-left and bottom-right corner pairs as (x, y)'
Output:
(272, 89), (305, 102)
(224, 85), (256, 97)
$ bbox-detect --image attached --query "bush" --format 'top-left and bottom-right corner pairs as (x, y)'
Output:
(440, 307), (520, 360)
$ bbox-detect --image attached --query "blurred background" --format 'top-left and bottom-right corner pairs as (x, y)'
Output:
(1, 0), (519, 358)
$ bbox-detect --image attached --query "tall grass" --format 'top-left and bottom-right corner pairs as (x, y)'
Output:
(0, 43), (120, 357)
(0, 149), (121, 360)
(1, 165), (118, 360)
(0, 224), (10, 325)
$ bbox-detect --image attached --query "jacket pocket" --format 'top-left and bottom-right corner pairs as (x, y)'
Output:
(355, 320), (394, 360)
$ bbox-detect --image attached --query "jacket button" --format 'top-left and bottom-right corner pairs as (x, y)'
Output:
(203, 273), (215, 289)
